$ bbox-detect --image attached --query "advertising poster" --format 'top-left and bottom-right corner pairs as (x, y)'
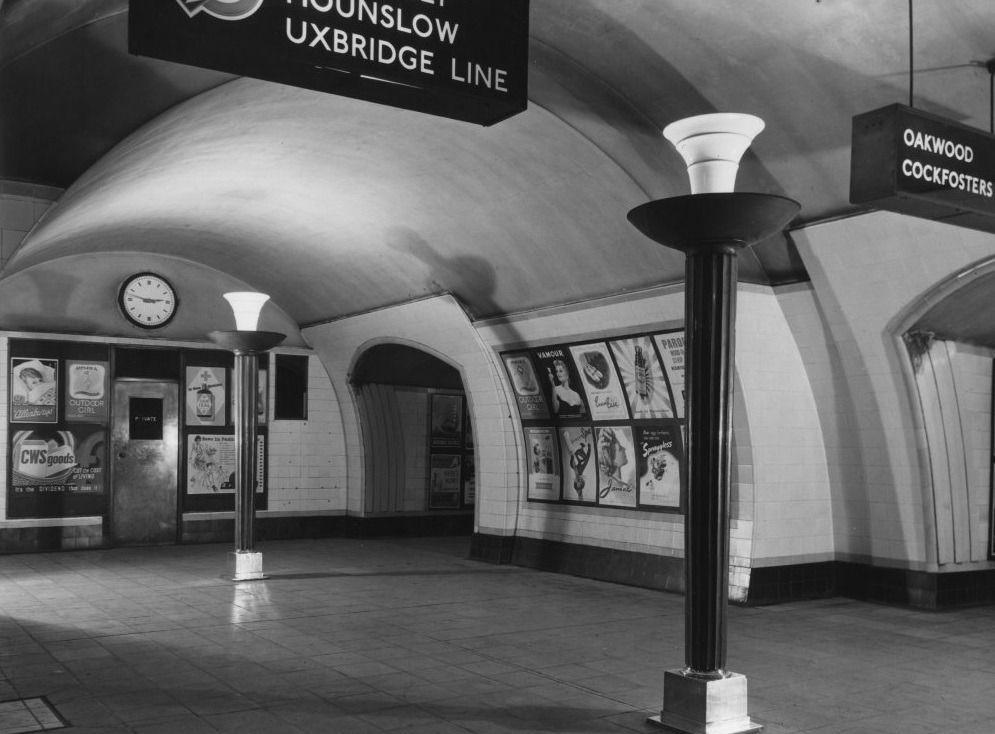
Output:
(533, 347), (587, 419)
(186, 366), (226, 426)
(525, 426), (560, 500)
(66, 361), (109, 423)
(636, 425), (682, 509)
(569, 342), (629, 421)
(10, 358), (58, 423)
(609, 337), (673, 420)
(654, 332), (686, 419)
(595, 425), (637, 507)
(9, 427), (106, 516)
(559, 426), (596, 504)
(431, 394), (464, 448)
(187, 434), (266, 494)
(429, 454), (461, 509)
(502, 352), (549, 420)
(462, 454), (476, 506)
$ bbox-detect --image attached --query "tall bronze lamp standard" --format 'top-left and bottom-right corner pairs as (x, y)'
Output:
(208, 292), (286, 581)
(628, 114), (799, 734)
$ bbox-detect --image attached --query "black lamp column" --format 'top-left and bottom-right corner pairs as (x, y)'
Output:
(627, 115), (799, 734)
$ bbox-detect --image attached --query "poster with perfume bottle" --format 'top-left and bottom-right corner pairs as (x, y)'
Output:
(559, 426), (596, 504)
(569, 342), (628, 421)
(525, 426), (560, 500)
(609, 336), (673, 420)
(186, 366), (226, 426)
(654, 331), (686, 420)
(65, 361), (109, 423)
(635, 424), (682, 509)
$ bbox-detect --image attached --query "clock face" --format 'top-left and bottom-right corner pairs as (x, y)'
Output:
(119, 273), (177, 328)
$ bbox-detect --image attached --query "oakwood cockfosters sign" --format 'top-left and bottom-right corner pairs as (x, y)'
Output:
(129, 0), (529, 125)
(851, 104), (995, 234)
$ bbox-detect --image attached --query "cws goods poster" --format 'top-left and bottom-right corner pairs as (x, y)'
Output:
(654, 332), (686, 420)
(66, 361), (109, 423)
(595, 425), (637, 507)
(525, 426), (560, 500)
(636, 425), (682, 509)
(609, 337), (672, 420)
(559, 426), (596, 504)
(9, 427), (106, 517)
(569, 342), (628, 421)
(10, 358), (58, 423)
(532, 348), (587, 419)
(502, 352), (549, 420)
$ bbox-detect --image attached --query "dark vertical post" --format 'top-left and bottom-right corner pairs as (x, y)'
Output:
(683, 243), (738, 677)
(233, 349), (258, 553)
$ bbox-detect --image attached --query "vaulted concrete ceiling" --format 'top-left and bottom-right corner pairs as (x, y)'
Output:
(2, 0), (994, 345)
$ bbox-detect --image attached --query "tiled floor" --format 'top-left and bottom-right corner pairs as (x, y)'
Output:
(0, 536), (992, 733)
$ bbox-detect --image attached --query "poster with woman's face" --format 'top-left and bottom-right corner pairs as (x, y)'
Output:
(569, 342), (628, 421)
(10, 358), (58, 423)
(609, 337), (672, 419)
(595, 425), (636, 507)
(559, 426), (596, 504)
(532, 348), (587, 419)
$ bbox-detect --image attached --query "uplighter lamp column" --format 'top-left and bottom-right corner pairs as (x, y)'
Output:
(208, 291), (285, 582)
(628, 114), (799, 734)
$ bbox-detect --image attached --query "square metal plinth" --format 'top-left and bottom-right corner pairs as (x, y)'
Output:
(648, 670), (762, 734)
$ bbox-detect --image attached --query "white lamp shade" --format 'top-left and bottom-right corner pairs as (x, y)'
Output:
(662, 113), (765, 194)
(223, 291), (270, 331)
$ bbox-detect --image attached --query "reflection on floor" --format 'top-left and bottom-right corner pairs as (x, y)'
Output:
(0, 536), (992, 733)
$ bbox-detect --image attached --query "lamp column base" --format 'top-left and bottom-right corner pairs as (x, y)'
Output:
(648, 670), (762, 734)
(230, 550), (267, 581)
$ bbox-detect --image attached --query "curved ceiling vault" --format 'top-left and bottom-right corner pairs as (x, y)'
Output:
(2, 0), (995, 344)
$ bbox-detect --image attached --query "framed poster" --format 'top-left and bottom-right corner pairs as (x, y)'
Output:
(569, 342), (629, 421)
(186, 433), (265, 494)
(654, 331), (686, 420)
(462, 454), (476, 506)
(431, 394), (464, 448)
(502, 352), (549, 420)
(533, 347), (588, 419)
(10, 358), (58, 423)
(186, 366), (226, 426)
(525, 426), (560, 500)
(559, 425), (596, 504)
(8, 426), (106, 518)
(429, 454), (461, 509)
(595, 425), (637, 507)
(636, 425), (682, 509)
(609, 337), (672, 419)
(65, 361), (109, 423)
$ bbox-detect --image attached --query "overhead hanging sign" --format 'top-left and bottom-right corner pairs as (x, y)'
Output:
(850, 103), (995, 234)
(128, 0), (529, 126)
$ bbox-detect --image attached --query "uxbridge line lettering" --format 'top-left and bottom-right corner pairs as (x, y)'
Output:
(288, 0), (460, 44)
(288, 21), (435, 72)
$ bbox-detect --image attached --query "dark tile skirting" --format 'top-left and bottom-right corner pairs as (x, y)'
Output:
(470, 533), (995, 610)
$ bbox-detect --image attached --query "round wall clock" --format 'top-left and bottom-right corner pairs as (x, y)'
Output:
(118, 272), (177, 328)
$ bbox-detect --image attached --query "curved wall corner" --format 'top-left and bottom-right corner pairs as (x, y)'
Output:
(302, 295), (521, 534)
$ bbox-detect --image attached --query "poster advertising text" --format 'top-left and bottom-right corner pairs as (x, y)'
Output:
(186, 366), (226, 426)
(609, 337), (672, 419)
(525, 426), (560, 501)
(636, 425), (682, 509)
(66, 361), (109, 422)
(429, 454), (461, 509)
(569, 342), (629, 421)
(431, 394), (464, 448)
(502, 352), (549, 420)
(533, 348), (588, 419)
(596, 425), (637, 507)
(10, 358), (58, 423)
(653, 332), (686, 420)
(462, 454), (476, 505)
(559, 425), (596, 504)
(187, 434), (265, 494)
(11, 428), (106, 496)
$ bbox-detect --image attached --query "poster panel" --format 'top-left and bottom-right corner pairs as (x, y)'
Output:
(525, 426), (560, 500)
(462, 454), (476, 506)
(533, 347), (588, 419)
(429, 454), (461, 509)
(609, 337), (673, 419)
(187, 434), (265, 494)
(9, 426), (106, 517)
(595, 425), (637, 507)
(635, 425), (682, 509)
(559, 426), (596, 504)
(569, 342), (629, 421)
(10, 358), (58, 423)
(502, 352), (549, 420)
(186, 366), (227, 426)
(431, 394), (464, 448)
(653, 332), (686, 420)
(65, 361), (109, 423)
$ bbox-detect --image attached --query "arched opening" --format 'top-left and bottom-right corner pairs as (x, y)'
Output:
(350, 343), (475, 538)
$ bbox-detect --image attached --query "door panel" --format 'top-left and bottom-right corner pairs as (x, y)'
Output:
(111, 381), (179, 545)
